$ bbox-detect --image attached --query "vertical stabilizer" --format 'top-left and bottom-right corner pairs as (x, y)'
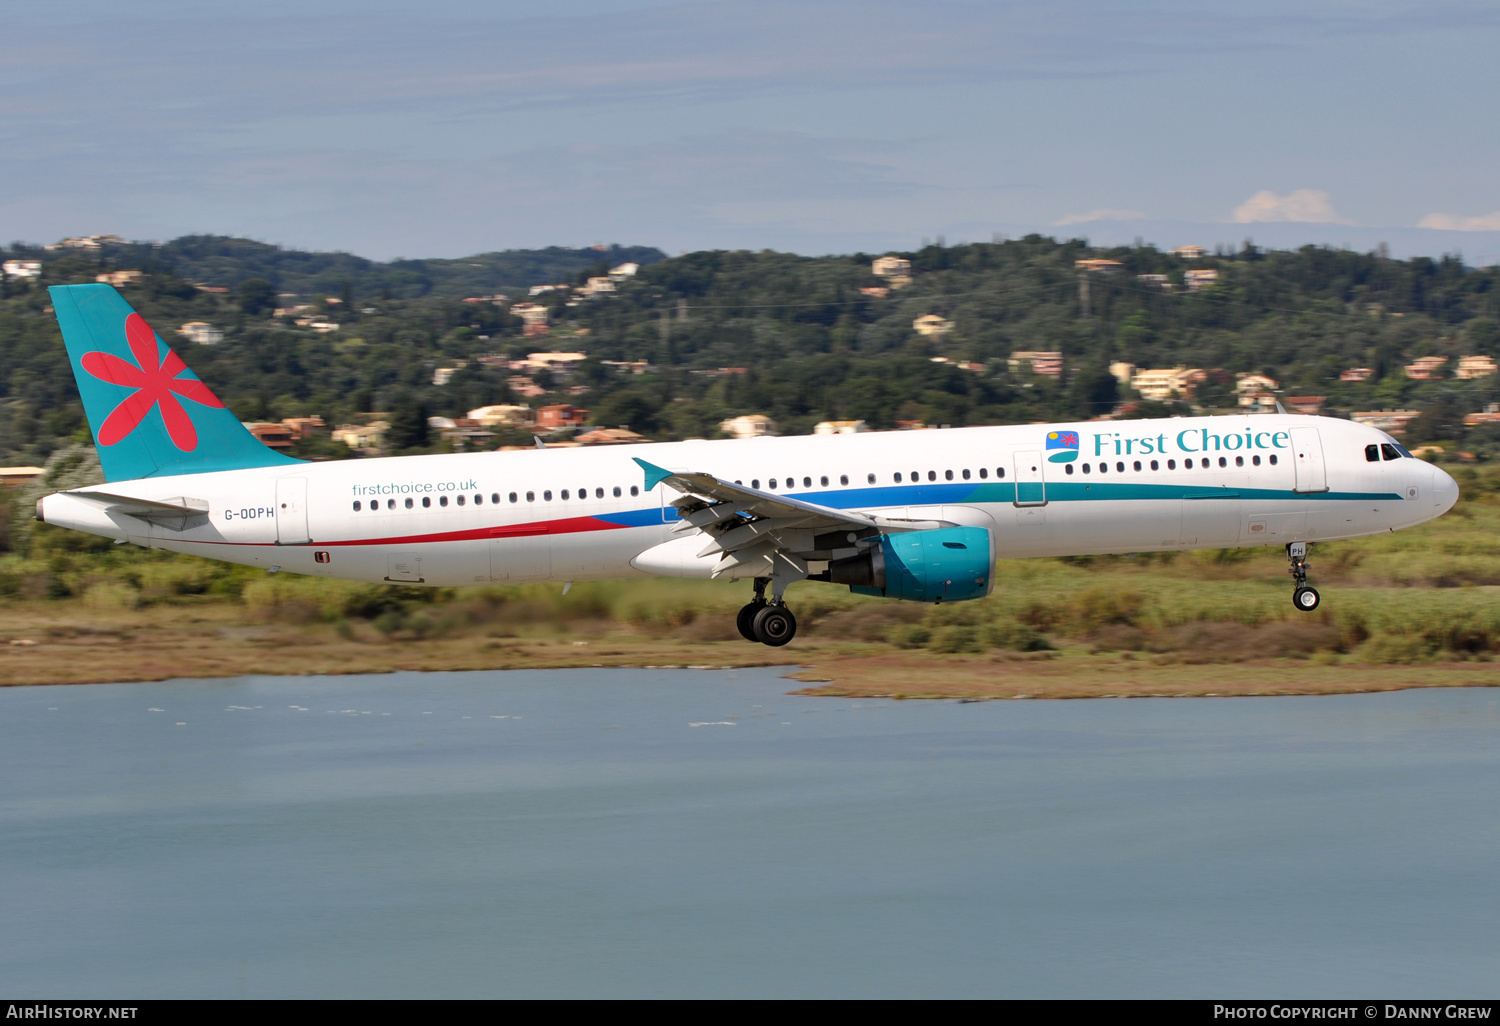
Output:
(49, 284), (301, 482)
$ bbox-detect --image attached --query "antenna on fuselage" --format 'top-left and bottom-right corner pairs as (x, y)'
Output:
(1274, 399), (1289, 415)
(534, 435), (546, 449)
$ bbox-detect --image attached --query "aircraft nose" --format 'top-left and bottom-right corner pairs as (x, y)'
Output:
(1430, 462), (1459, 514)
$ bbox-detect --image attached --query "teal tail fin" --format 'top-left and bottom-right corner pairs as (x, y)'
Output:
(49, 284), (301, 482)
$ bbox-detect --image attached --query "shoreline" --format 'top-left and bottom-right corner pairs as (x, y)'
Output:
(3, 606), (1495, 698)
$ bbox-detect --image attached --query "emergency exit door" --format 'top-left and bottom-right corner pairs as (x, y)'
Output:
(1013, 452), (1046, 506)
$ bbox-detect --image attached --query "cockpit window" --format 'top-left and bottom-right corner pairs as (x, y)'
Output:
(1365, 444), (1380, 462)
(1393, 443), (1414, 459)
(1381, 443), (1402, 461)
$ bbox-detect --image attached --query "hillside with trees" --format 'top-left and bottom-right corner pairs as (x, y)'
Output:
(2, 234), (1498, 473)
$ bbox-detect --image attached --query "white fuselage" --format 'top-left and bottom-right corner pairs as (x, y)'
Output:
(40, 415), (1458, 589)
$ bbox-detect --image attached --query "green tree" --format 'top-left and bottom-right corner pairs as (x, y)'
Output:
(387, 400), (432, 451)
(1069, 362), (1119, 417)
(1405, 398), (1465, 443)
(1460, 317), (1499, 356)
(239, 278), (275, 316)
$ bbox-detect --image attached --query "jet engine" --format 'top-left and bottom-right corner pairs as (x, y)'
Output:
(824, 526), (993, 603)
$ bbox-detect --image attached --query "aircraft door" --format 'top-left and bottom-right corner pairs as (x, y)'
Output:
(276, 477), (310, 544)
(657, 468), (690, 523)
(1290, 427), (1328, 493)
(1013, 452), (1045, 506)
(490, 532), (552, 582)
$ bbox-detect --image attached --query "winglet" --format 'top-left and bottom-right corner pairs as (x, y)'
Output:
(633, 457), (674, 492)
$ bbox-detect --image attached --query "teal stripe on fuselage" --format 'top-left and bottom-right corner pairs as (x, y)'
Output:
(787, 481), (1401, 509)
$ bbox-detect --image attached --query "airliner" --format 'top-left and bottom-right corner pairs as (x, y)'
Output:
(36, 284), (1459, 646)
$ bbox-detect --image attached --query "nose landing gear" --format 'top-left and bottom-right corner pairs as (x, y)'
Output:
(1287, 541), (1320, 611)
(736, 577), (798, 646)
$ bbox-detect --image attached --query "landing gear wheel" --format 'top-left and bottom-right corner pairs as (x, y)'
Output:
(1293, 586), (1321, 612)
(752, 605), (797, 647)
(736, 602), (763, 642)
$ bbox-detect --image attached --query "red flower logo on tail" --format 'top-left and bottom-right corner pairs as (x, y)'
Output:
(80, 313), (226, 451)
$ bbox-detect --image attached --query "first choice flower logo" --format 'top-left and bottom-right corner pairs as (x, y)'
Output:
(80, 313), (227, 451)
(1046, 430), (1079, 463)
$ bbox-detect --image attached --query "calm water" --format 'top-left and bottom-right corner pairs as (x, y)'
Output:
(1, 668), (1498, 998)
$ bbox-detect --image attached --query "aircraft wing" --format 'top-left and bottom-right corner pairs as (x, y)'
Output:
(634, 457), (946, 579)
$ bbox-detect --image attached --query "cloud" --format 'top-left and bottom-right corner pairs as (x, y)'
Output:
(1231, 189), (1353, 225)
(1052, 209), (1144, 226)
(1417, 211), (1500, 231)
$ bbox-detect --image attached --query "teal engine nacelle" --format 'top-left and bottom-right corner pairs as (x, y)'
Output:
(826, 526), (994, 603)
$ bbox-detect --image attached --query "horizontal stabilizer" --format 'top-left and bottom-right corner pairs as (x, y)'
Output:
(68, 489), (210, 529)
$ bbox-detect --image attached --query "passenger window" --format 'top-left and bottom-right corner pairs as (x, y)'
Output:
(439, 495), (448, 507)
(1065, 464), (1074, 475)
(997, 467), (1004, 478)
(612, 486), (621, 497)
(1235, 456), (1243, 467)
(526, 491), (535, 502)
(457, 495), (466, 506)
(1365, 444), (1380, 462)
(630, 486), (639, 496)
(1150, 460), (1158, 470)
(803, 477), (812, 488)
(1082, 463), (1092, 475)
(405, 497), (413, 509)
(752, 480), (760, 489)
(1116, 462), (1124, 473)
(422, 496), (431, 508)
(1184, 458), (1194, 469)
(1218, 457), (1227, 468)
(979, 468), (988, 479)
(353, 501), (361, 511)
(491, 493), (500, 504)
(769, 479), (777, 490)
(1381, 444), (1401, 461)
(1133, 461), (1141, 471)
(894, 473), (902, 483)
(1269, 454), (1278, 466)
(820, 476), (829, 486)
(544, 491), (552, 501)
(1252, 455), (1261, 466)
(474, 494), (482, 505)
(927, 471), (936, 481)
(509, 492), (518, 503)
(388, 499), (396, 509)
(1167, 460), (1176, 470)
(1098, 462), (1107, 474)
(911, 470), (919, 481)
(945, 470), (953, 481)
(962, 469), (971, 480)
(560, 490), (569, 500)
(596, 488), (604, 498)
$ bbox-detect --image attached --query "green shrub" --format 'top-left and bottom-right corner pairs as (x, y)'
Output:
(1356, 634), (1433, 664)
(983, 619), (1051, 651)
(927, 625), (981, 653)
(81, 581), (140, 611)
(887, 624), (931, 649)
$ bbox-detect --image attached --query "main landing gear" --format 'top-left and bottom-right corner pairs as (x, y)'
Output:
(1287, 541), (1320, 612)
(736, 577), (798, 647)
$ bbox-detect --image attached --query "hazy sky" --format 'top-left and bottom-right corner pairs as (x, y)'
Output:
(4, 0), (1499, 260)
